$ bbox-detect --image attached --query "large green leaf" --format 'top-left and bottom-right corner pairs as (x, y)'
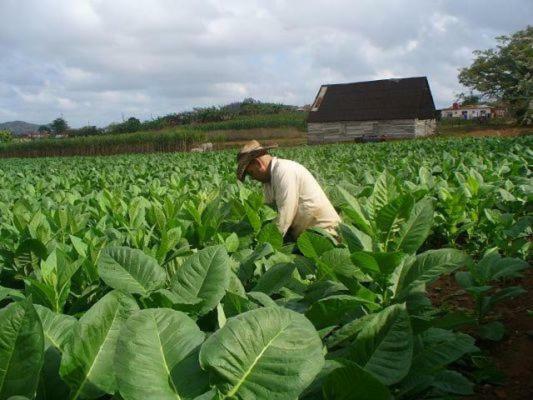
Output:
(398, 328), (478, 397)
(222, 292), (258, 318)
(350, 252), (380, 274)
(475, 251), (530, 281)
(34, 305), (77, 351)
(305, 295), (369, 329)
(368, 171), (397, 219)
(37, 346), (71, 400)
(431, 370), (474, 395)
(348, 303), (413, 385)
(257, 223), (283, 250)
(323, 359), (392, 400)
(13, 238), (48, 274)
(34, 305), (77, 400)
(0, 299), (44, 400)
(243, 203), (261, 234)
(394, 249), (467, 300)
(394, 198), (433, 254)
(338, 223), (373, 252)
(24, 279), (57, 312)
(235, 243), (274, 282)
(25, 250), (80, 313)
(199, 307), (324, 399)
(0, 286), (24, 302)
(247, 291), (278, 308)
(297, 230), (335, 260)
(337, 187), (373, 236)
(252, 263), (295, 295)
(320, 248), (366, 280)
(372, 252), (408, 276)
(408, 328), (478, 375)
(97, 246), (166, 295)
(60, 290), (139, 399)
(317, 249), (375, 298)
(303, 280), (348, 304)
(376, 195), (413, 243)
(145, 289), (203, 314)
(170, 245), (231, 315)
(300, 360), (344, 399)
(116, 308), (208, 400)
(325, 313), (376, 349)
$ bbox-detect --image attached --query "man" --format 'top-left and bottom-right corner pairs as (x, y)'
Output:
(237, 140), (341, 239)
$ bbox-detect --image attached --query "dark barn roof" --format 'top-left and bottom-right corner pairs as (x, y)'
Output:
(307, 77), (436, 123)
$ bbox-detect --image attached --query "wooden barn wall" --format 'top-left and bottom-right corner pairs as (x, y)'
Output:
(308, 119), (436, 144)
(414, 118), (436, 137)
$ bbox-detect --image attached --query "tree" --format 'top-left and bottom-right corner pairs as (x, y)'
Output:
(74, 125), (100, 136)
(123, 117), (141, 132)
(0, 129), (12, 143)
(107, 117), (143, 134)
(455, 92), (481, 106)
(458, 26), (532, 124)
(51, 117), (69, 134)
(38, 125), (51, 133)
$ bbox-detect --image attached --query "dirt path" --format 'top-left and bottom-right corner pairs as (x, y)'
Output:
(218, 137), (306, 149)
(439, 127), (531, 138)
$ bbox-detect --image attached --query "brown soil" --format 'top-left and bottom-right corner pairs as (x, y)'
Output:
(218, 137), (306, 150)
(428, 269), (533, 399)
(219, 126), (531, 150)
(440, 127), (532, 138)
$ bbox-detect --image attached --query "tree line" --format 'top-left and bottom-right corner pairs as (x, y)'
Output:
(458, 25), (531, 124)
(36, 98), (299, 138)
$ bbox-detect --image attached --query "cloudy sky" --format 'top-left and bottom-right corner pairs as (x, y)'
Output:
(0, 0), (530, 127)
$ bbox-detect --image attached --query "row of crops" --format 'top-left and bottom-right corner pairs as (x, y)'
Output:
(0, 136), (531, 399)
(0, 129), (203, 158)
(0, 113), (306, 158)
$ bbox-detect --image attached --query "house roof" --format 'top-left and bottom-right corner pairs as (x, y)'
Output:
(307, 77), (436, 123)
(440, 104), (492, 110)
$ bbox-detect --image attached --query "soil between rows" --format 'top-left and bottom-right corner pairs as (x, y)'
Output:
(428, 268), (533, 400)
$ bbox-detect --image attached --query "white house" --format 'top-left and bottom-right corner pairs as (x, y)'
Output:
(440, 103), (492, 120)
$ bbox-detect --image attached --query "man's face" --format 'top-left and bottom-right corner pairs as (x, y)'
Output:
(245, 158), (270, 183)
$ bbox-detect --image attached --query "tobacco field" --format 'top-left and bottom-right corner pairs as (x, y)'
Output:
(0, 136), (531, 400)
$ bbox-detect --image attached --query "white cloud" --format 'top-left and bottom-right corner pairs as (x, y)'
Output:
(0, 0), (531, 127)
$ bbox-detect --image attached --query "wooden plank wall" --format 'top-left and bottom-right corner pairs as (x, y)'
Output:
(308, 119), (436, 144)
(414, 119), (437, 137)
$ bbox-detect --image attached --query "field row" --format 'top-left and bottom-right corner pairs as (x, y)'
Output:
(0, 113), (306, 158)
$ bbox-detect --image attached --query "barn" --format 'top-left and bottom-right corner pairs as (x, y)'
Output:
(307, 77), (437, 144)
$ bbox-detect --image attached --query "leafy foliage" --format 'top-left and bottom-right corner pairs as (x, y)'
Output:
(0, 130), (12, 143)
(50, 118), (69, 135)
(458, 26), (533, 124)
(455, 249), (529, 340)
(0, 136), (530, 399)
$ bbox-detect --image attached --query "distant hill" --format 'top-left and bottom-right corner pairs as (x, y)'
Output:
(0, 121), (42, 135)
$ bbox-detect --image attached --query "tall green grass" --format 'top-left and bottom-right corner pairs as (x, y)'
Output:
(186, 113), (306, 131)
(0, 130), (205, 157)
(0, 112), (307, 158)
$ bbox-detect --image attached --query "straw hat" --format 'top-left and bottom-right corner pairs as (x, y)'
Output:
(236, 140), (278, 181)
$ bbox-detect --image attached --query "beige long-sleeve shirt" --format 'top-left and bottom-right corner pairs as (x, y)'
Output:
(263, 157), (341, 237)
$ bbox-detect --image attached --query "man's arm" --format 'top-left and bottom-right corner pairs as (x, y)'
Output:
(274, 169), (299, 235)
